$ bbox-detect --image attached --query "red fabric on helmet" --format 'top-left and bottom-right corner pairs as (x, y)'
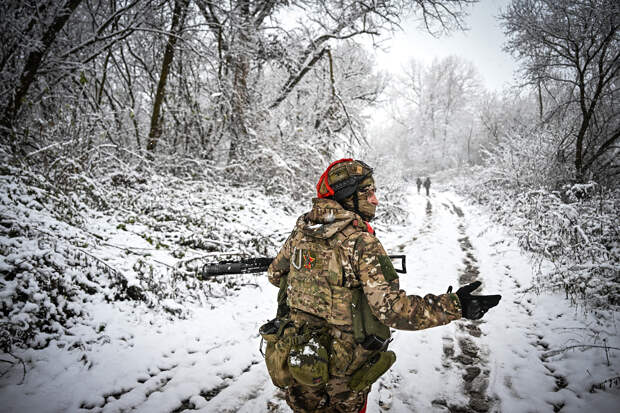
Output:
(316, 158), (353, 198)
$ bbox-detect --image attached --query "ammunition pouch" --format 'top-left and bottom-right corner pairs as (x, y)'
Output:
(351, 288), (391, 350)
(349, 350), (397, 392)
(287, 325), (330, 387)
(348, 289), (394, 390)
(260, 318), (295, 389)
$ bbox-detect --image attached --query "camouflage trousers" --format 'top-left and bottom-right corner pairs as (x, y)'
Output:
(285, 310), (374, 412)
(285, 376), (369, 413)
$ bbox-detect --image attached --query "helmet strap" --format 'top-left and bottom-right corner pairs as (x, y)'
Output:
(353, 191), (360, 218)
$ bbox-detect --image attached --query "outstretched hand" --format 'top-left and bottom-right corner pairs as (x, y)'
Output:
(447, 281), (501, 320)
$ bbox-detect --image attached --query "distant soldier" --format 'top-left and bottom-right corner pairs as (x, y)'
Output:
(424, 176), (431, 196)
(416, 177), (422, 194)
(265, 159), (501, 413)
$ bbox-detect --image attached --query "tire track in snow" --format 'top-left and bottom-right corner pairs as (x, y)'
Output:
(419, 198), (435, 236)
(448, 199), (575, 413)
(432, 200), (497, 413)
(394, 195), (436, 253)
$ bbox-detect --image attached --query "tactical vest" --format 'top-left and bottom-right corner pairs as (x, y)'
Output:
(286, 223), (391, 350)
(287, 228), (357, 326)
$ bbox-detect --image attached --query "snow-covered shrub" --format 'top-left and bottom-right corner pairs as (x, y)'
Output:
(1, 164), (283, 351)
(92, 169), (301, 310)
(0, 171), (142, 351)
(479, 127), (572, 190)
(374, 180), (409, 227)
(454, 169), (619, 310)
(511, 187), (619, 307)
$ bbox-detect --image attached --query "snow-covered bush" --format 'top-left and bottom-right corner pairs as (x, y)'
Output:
(0, 169), (141, 351)
(374, 180), (410, 227)
(479, 127), (573, 190)
(454, 168), (619, 310)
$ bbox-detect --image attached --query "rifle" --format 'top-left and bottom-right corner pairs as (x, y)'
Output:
(201, 255), (407, 279)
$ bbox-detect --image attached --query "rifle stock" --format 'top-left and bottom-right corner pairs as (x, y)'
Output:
(201, 255), (406, 278)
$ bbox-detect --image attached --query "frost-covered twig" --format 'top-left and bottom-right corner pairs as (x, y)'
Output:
(0, 352), (27, 384)
(590, 376), (620, 392)
(542, 344), (620, 360)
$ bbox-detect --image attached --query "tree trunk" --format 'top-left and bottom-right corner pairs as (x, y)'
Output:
(227, 0), (251, 163)
(228, 54), (250, 162)
(574, 120), (588, 183)
(537, 81), (543, 120)
(146, 0), (189, 152)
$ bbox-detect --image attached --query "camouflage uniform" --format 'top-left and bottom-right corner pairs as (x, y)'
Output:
(268, 197), (461, 413)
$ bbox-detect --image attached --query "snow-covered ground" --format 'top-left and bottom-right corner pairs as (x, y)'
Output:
(1, 184), (618, 413)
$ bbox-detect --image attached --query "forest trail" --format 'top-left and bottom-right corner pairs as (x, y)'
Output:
(1, 186), (617, 413)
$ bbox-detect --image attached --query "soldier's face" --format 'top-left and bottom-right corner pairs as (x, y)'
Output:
(358, 176), (377, 204)
(357, 178), (377, 221)
(341, 176), (377, 221)
(357, 195), (376, 221)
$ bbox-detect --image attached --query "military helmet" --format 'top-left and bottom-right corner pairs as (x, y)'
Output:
(316, 158), (373, 202)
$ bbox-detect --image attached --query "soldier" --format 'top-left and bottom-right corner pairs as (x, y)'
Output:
(423, 176), (431, 196)
(416, 177), (422, 194)
(266, 159), (500, 413)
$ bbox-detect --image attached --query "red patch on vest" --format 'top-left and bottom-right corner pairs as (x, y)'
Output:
(303, 251), (315, 269)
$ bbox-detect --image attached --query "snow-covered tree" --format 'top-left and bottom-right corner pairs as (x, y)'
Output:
(193, 0), (477, 165)
(501, 0), (620, 183)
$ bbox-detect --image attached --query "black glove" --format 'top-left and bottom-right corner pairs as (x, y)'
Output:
(447, 281), (501, 320)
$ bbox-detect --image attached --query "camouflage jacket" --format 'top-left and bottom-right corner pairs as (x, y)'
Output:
(268, 198), (461, 331)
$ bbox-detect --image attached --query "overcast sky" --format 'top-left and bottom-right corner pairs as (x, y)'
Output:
(372, 0), (518, 91)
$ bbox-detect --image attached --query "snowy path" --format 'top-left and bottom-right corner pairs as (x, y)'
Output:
(1, 188), (618, 413)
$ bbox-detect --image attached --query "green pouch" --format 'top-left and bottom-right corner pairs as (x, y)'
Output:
(351, 288), (391, 350)
(287, 327), (330, 387)
(349, 350), (396, 392)
(260, 318), (294, 389)
(360, 291), (390, 342)
(351, 289), (365, 344)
